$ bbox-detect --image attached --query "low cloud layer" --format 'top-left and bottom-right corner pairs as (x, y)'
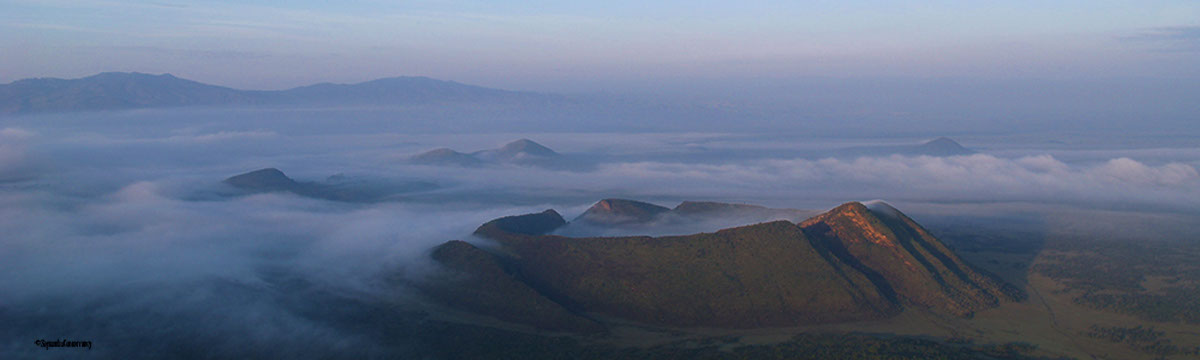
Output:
(1127, 26), (1200, 52)
(0, 127), (38, 182)
(402, 152), (1198, 213)
(2, 108), (1198, 357)
(0, 178), (556, 357)
(583, 154), (1199, 210)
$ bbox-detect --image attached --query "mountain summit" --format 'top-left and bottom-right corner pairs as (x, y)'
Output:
(915, 137), (972, 156)
(799, 202), (1019, 316)
(473, 139), (560, 162)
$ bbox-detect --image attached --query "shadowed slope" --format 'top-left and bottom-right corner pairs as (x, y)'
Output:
(419, 241), (604, 333)
(488, 221), (898, 327)
(799, 202), (1022, 316)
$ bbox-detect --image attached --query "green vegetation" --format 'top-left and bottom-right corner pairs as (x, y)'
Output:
(430, 201), (1019, 330)
(504, 220), (898, 327)
(1085, 325), (1200, 357)
(1034, 237), (1200, 324)
(417, 324), (1055, 360)
(418, 240), (603, 332)
(1075, 287), (1200, 324)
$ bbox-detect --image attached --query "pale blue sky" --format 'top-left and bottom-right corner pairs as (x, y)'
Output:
(2, 0), (1198, 90)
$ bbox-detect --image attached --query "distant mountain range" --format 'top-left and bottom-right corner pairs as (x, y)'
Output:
(419, 199), (1023, 332)
(0, 72), (549, 115)
(410, 139), (562, 167)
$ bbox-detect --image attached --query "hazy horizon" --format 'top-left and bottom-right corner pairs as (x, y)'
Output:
(3, 1), (1199, 92)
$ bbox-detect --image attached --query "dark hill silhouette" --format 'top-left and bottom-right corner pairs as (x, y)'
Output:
(474, 209), (567, 237)
(222, 168), (300, 192)
(222, 168), (435, 202)
(422, 200), (1021, 330)
(0, 72), (549, 115)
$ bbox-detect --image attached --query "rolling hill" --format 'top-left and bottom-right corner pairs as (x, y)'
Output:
(420, 200), (1021, 331)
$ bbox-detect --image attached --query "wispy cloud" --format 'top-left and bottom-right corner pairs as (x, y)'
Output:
(1124, 25), (1200, 52)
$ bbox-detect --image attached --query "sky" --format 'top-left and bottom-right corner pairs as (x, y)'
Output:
(2, 0), (1199, 91)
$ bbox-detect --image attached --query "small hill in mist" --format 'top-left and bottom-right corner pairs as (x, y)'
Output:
(0, 72), (550, 115)
(838, 137), (976, 157)
(409, 148), (483, 167)
(420, 200), (1021, 331)
(917, 137), (972, 156)
(475, 138), (560, 161)
(410, 139), (562, 167)
(574, 198), (671, 225)
(223, 168), (299, 192)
